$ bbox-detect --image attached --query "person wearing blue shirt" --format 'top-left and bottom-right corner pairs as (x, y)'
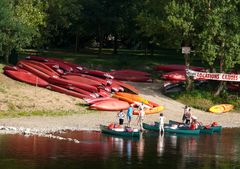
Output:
(127, 104), (133, 127)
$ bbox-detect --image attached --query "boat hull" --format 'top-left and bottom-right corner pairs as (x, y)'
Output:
(143, 123), (200, 135)
(100, 125), (140, 137)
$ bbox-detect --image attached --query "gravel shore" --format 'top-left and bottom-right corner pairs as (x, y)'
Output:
(0, 81), (239, 136)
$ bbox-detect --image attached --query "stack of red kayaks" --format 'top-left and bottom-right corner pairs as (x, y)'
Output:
(4, 55), (162, 111)
(154, 64), (206, 93)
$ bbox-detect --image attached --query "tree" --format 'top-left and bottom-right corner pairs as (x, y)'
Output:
(194, 0), (240, 95)
(164, 0), (195, 90)
(0, 0), (46, 63)
(136, 0), (168, 55)
(164, 0), (240, 95)
(44, 0), (82, 50)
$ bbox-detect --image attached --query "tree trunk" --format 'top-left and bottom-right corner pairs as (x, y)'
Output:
(214, 43), (225, 96)
(185, 53), (193, 90)
(214, 81), (225, 96)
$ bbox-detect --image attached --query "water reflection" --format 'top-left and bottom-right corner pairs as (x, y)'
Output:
(0, 129), (239, 169)
(137, 132), (144, 161)
(157, 133), (164, 157)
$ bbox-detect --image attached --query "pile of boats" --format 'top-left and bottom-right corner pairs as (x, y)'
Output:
(153, 64), (207, 93)
(3, 55), (162, 111)
(100, 120), (222, 137)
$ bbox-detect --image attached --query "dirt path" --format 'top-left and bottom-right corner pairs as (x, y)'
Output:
(0, 73), (239, 133)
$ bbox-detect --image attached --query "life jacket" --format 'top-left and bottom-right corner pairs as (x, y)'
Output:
(189, 123), (196, 130)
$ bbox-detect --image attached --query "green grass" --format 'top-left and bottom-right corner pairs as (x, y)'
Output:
(21, 48), (203, 72)
(0, 108), (96, 118)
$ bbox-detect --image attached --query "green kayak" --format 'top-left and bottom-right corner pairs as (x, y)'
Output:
(168, 120), (221, 134)
(143, 123), (200, 135)
(100, 125), (140, 137)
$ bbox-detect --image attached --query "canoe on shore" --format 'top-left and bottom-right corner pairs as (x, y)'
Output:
(143, 123), (200, 135)
(100, 125), (140, 137)
(209, 104), (234, 113)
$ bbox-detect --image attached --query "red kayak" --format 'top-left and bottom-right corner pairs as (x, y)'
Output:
(90, 100), (130, 111)
(113, 80), (139, 94)
(84, 97), (119, 105)
(3, 65), (19, 71)
(82, 69), (114, 79)
(46, 84), (92, 99)
(67, 73), (109, 86)
(97, 88), (111, 97)
(43, 62), (65, 74)
(109, 69), (150, 77)
(58, 85), (97, 98)
(4, 69), (49, 87)
(161, 71), (186, 81)
(48, 58), (83, 72)
(154, 64), (205, 72)
(26, 55), (48, 62)
(25, 60), (59, 75)
(19, 60), (59, 77)
(113, 74), (152, 82)
(17, 61), (51, 80)
(61, 74), (102, 87)
(48, 76), (98, 93)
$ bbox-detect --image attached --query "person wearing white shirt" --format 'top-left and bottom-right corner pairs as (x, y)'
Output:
(159, 113), (165, 135)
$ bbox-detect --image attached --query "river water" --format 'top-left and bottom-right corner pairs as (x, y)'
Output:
(0, 128), (239, 169)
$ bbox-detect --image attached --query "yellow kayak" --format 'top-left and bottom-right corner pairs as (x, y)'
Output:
(209, 104), (234, 113)
(114, 92), (149, 104)
(133, 106), (164, 115)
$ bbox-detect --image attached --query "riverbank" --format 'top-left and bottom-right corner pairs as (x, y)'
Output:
(0, 81), (239, 136)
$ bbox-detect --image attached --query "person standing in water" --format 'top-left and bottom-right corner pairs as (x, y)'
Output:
(159, 113), (165, 135)
(138, 107), (145, 131)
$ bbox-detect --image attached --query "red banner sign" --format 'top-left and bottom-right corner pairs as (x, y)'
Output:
(186, 69), (240, 82)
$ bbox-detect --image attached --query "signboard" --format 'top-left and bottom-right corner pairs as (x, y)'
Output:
(182, 47), (191, 54)
(186, 69), (240, 82)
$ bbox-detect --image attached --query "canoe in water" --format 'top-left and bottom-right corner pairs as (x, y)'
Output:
(209, 104), (234, 113)
(143, 123), (200, 135)
(167, 120), (214, 134)
(90, 100), (129, 111)
(100, 125), (140, 137)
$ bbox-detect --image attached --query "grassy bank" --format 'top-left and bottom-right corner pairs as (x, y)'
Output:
(166, 89), (240, 112)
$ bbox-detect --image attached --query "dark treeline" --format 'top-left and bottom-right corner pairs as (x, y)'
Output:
(0, 0), (240, 95)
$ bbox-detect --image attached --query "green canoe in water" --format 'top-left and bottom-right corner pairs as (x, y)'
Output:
(168, 120), (222, 133)
(100, 125), (140, 137)
(143, 123), (200, 135)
